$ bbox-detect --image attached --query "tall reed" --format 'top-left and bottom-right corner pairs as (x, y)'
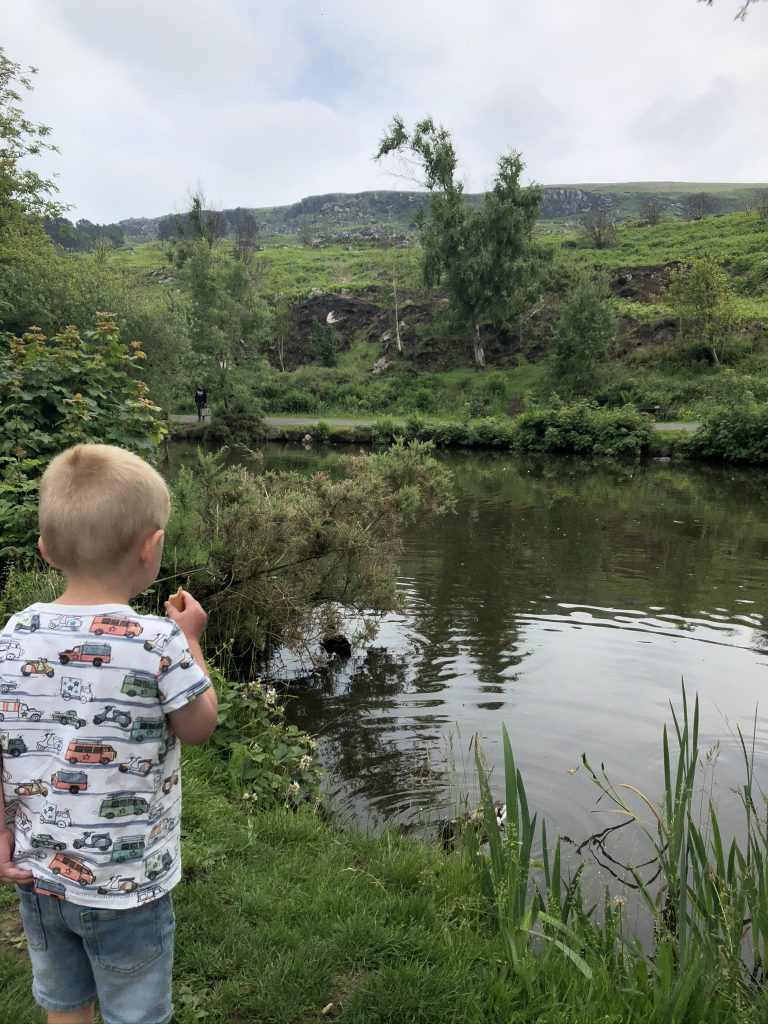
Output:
(463, 687), (768, 1020)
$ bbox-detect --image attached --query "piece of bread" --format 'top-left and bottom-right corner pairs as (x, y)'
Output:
(168, 586), (184, 611)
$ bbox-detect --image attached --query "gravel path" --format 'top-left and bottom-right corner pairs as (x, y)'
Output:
(170, 415), (702, 432)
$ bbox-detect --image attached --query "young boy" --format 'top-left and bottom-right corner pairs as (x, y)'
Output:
(0, 444), (218, 1024)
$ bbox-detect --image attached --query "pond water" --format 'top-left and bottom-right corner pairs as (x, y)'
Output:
(172, 443), (768, 865)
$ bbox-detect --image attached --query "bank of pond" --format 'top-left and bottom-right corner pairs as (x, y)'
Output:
(5, 439), (768, 1021)
(172, 396), (768, 466)
(4, 702), (766, 1024)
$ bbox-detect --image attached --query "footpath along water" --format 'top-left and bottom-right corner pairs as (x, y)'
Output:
(169, 443), (768, 869)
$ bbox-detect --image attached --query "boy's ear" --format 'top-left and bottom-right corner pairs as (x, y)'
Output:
(38, 537), (58, 567)
(139, 529), (165, 566)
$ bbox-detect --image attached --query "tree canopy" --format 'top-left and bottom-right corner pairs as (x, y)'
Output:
(375, 116), (543, 369)
(666, 254), (738, 366)
(0, 47), (66, 228)
(702, 0), (764, 18)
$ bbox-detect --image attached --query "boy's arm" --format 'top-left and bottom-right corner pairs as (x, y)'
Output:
(0, 751), (34, 885)
(163, 591), (218, 746)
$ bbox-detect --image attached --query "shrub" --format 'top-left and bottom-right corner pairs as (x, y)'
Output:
(210, 667), (322, 809)
(0, 316), (166, 556)
(682, 400), (768, 464)
(371, 415), (403, 444)
(429, 421), (474, 447)
(409, 386), (439, 413)
(471, 417), (517, 448)
(511, 401), (654, 459)
(282, 387), (320, 413)
(404, 413), (428, 438)
(203, 412), (267, 446)
(313, 419), (331, 442)
(165, 443), (454, 659)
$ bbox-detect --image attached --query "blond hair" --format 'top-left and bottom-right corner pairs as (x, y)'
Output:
(39, 445), (171, 575)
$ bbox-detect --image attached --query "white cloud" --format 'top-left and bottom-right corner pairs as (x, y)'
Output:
(2, 0), (767, 221)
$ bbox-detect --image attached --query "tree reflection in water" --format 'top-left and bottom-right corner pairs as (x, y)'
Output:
(256, 445), (768, 840)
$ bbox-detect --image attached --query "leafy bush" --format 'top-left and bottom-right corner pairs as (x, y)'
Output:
(210, 667), (322, 809)
(682, 399), (768, 464)
(408, 386), (439, 413)
(371, 415), (403, 443)
(164, 443), (453, 661)
(404, 413), (428, 438)
(465, 370), (510, 417)
(428, 421), (474, 447)
(203, 412), (267, 446)
(511, 401), (653, 458)
(0, 316), (166, 556)
(471, 417), (517, 447)
(313, 419), (331, 441)
(282, 387), (320, 413)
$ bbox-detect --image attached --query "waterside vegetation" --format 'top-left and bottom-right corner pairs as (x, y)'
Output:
(4, 41), (768, 1024)
(3, 47), (768, 463)
(3, 689), (768, 1023)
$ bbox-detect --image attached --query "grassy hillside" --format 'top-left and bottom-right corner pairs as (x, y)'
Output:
(561, 181), (768, 195)
(109, 208), (768, 424)
(110, 183), (768, 245)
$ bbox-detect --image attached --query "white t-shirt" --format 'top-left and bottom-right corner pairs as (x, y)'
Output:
(0, 603), (210, 908)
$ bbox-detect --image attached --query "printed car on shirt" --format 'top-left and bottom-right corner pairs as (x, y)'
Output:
(99, 794), (150, 819)
(90, 615), (142, 638)
(0, 699), (42, 721)
(49, 852), (95, 886)
(0, 639), (23, 661)
(51, 769), (88, 794)
(65, 740), (117, 765)
(58, 642), (111, 667)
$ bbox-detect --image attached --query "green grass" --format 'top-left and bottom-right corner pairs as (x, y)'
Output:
(0, 745), (517, 1024)
(256, 244), (421, 296)
(110, 238), (422, 298)
(558, 212), (768, 291)
(553, 181), (768, 196)
(108, 240), (168, 272)
(109, 211), (768, 430)
(5, 696), (768, 1022)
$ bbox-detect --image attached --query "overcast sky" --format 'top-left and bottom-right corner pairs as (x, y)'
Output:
(3, 0), (768, 222)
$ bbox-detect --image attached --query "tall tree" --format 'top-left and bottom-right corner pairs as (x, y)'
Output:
(231, 208), (260, 265)
(375, 116), (542, 369)
(0, 48), (66, 229)
(666, 255), (738, 365)
(188, 188), (223, 249)
(581, 208), (617, 248)
(682, 192), (716, 221)
(546, 272), (615, 396)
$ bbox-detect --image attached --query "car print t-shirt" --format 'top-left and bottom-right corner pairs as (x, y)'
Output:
(0, 603), (210, 908)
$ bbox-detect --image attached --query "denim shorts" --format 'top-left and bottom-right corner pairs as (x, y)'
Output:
(15, 885), (175, 1024)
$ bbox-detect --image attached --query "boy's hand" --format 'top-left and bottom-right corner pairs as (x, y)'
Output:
(0, 827), (34, 885)
(164, 589), (208, 643)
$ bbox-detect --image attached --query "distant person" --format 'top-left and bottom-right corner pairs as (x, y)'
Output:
(0, 443), (218, 1024)
(194, 383), (207, 422)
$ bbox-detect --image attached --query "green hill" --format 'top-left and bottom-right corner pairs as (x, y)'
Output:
(106, 204), (768, 431)
(105, 183), (768, 245)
